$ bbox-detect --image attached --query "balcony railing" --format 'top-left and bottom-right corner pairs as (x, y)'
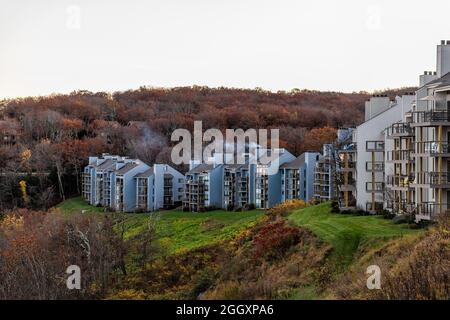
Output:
(386, 200), (415, 213)
(386, 175), (413, 188)
(386, 122), (413, 137)
(366, 182), (384, 192)
(366, 141), (384, 152)
(416, 202), (447, 219)
(366, 202), (384, 212)
(338, 161), (356, 170)
(386, 150), (413, 162)
(413, 110), (450, 124)
(415, 141), (450, 155)
(414, 172), (450, 186)
(366, 161), (384, 172)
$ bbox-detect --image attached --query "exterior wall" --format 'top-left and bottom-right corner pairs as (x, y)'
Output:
(304, 152), (321, 200)
(153, 164), (185, 210)
(356, 96), (413, 212)
(119, 163), (150, 212)
(208, 165), (224, 208)
(256, 150), (295, 208)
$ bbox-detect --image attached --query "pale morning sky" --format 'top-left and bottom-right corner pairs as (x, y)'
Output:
(1, 0), (450, 99)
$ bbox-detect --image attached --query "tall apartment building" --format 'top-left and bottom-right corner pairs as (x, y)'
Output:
(354, 94), (415, 213)
(183, 163), (224, 212)
(411, 40), (450, 221)
(281, 152), (320, 202)
(255, 149), (295, 209)
(82, 154), (184, 212)
(183, 148), (294, 212)
(336, 128), (357, 211)
(222, 164), (256, 209)
(135, 164), (185, 211)
(313, 144), (335, 202)
(343, 41), (450, 221)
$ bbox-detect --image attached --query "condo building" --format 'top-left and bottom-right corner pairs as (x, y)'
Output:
(82, 154), (184, 212)
(337, 40), (450, 221)
(335, 128), (357, 211)
(411, 40), (450, 221)
(281, 152), (320, 202)
(183, 148), (295, 212)
(183, 163), (224, 212)
(354, 94), (415, 213)
(135, 164), (185, 211)
(255, 149), (295, 209)
(313, 144), (335, 202)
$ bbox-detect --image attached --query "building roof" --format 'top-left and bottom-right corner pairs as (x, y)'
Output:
(223, 163), (248, 170)
(134, 167), (154, 178)
(96, 159), (116, 171)
(187, 163), (215, 174)
(423, 71), (450, 89)
(281, 154), (305, 169)
(116, 162), (139, 175)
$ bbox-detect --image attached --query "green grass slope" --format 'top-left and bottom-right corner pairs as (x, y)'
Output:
(56, 197), (264, 255)
(287, 202), (421, 269)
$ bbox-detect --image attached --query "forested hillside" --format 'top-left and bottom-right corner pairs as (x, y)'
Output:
(0, 86), (415, 210)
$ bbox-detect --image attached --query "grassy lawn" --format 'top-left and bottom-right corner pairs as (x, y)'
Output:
(55, 197), (105, 215)
(287, 202), (422, 269)
(55, 197), (265, 255)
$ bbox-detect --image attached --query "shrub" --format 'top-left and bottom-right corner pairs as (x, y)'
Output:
(243, 203), (256, 211)
(267, 199), (310, 217)
(380, 209), (395, 219)
(330, 201), (340, 214)
(252, 220), (302, 261)
(226, 204), (234, 212)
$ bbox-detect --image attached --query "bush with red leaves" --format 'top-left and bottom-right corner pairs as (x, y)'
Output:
(252, 220), (301, 261)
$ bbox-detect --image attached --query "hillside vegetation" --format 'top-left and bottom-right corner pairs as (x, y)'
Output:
(2, 198), (447, 300)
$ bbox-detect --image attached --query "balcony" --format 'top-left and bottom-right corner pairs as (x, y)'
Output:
(338, 161), (356, 171)
(416, 202), (447, 220)
(386, 175), (414, 190)
(385, 122), (413, 138)
(413, 172), (450, 188)
(365, 161), (384, 172)
(386, 150), (413, 162)
(366, 202), (384, 212)
(366, 182), (384, 193)
(366, 141), (384, 152)
(412, 110), (450, 127)
(414, 141), (450, 156)
(386, 200), (415, 213)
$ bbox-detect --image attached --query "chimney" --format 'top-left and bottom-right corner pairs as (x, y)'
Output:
(437, 40), (450, 78)
(420, 70), (438, 87)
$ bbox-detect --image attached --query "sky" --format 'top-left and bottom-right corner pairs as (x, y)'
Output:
(1, 0), (450, 99)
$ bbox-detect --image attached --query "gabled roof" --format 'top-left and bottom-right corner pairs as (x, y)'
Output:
(187, 163), (214, 174)
(96, 159), (115, 171)
(134, 167), (154, 178)
(281, 154), (305, 169)
(116, 162), (139, 175)
(223, 163), (248, 170)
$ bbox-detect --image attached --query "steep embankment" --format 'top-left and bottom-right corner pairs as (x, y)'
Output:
(55, 198), (448, 300)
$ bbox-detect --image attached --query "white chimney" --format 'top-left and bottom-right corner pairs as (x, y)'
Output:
(420, 71), (438, 87)
(437, 40), (450, 78)
(364, 95), (391, 121)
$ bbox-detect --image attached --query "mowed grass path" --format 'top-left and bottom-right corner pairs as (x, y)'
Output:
(56, 197), (264, 255)
(287, 202), (421, 268)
